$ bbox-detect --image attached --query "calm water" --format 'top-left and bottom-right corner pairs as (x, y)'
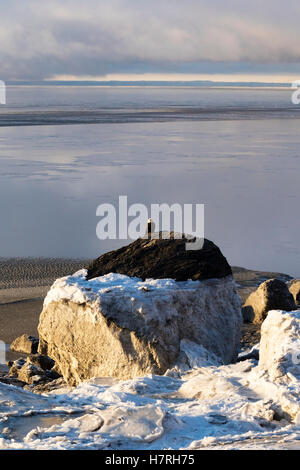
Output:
(0, 86), (299, 276)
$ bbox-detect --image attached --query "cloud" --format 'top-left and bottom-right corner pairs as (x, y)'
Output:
(0, 0), (300, 80)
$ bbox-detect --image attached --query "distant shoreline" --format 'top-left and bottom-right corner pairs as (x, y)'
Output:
(5, 81), (294, 88)
(1, 107), (300, 127)
(0, 257), (293, 292)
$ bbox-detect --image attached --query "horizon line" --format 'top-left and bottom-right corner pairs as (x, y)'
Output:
(5, 79), (294, 88)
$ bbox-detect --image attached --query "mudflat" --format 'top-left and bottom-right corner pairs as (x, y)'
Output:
(0, 259), (89, 360)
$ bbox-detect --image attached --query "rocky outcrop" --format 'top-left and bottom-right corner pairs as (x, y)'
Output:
(38, 271), (242, 386)
(8, 354), (61, 385)
(10, 334), (39, 354)
(242, 279), (296, 324)
(87, 236), (232, 282)
(289, 280), (300, 305)
(17, 362), (46, 385)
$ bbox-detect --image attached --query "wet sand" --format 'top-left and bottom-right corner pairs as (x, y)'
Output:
(0, 298), (44, 345)
(0, 259), (293, 360)
(0, 259), (89, 360)
(0, 258), (90, 290)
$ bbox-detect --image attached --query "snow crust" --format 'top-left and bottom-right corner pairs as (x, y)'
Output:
(43, 269), (203, 307)
(259, 309), (300, 382)
(1, 310), (300, 450)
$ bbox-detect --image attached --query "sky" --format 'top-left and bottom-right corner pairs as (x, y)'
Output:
(1, 0), (300, 82)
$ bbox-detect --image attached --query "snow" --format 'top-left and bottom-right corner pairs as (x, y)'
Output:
(259, 309), (300, 383)
(179, 339), (223, 368)
(43, 269), (203, 307)
(1, 310), (300, 449)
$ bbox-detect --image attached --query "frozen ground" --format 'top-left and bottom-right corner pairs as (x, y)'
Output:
(1, 312), (300, 450)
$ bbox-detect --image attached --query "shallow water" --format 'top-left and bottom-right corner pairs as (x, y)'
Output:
(0, 413), (73, 441)
(0, 86), (299, 276)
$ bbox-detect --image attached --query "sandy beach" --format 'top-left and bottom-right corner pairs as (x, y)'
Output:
(0, 258), (292, 360)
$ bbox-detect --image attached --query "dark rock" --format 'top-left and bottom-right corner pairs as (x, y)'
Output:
(49, 363), (63, 378)
(8, 357), (55, 385)
(27, 354), (55, 371)
(3, 357), (61, 389)
(10, 334), (39, 354)
(24, 377), (67, 393)
(0, 375), (26, 388)
(45, 369), (61, 380)
(87, 235), (232, 282)
(242, 305), (256, 323)
(17, 362), (45, 384)
(242, 279), (296, 324)
(9, 358), (26, 377)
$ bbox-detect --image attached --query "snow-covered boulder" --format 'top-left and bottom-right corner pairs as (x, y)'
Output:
(258, 310), (300, 422)
(38, 270), (242, 386)
(259, 309), (300, 382)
